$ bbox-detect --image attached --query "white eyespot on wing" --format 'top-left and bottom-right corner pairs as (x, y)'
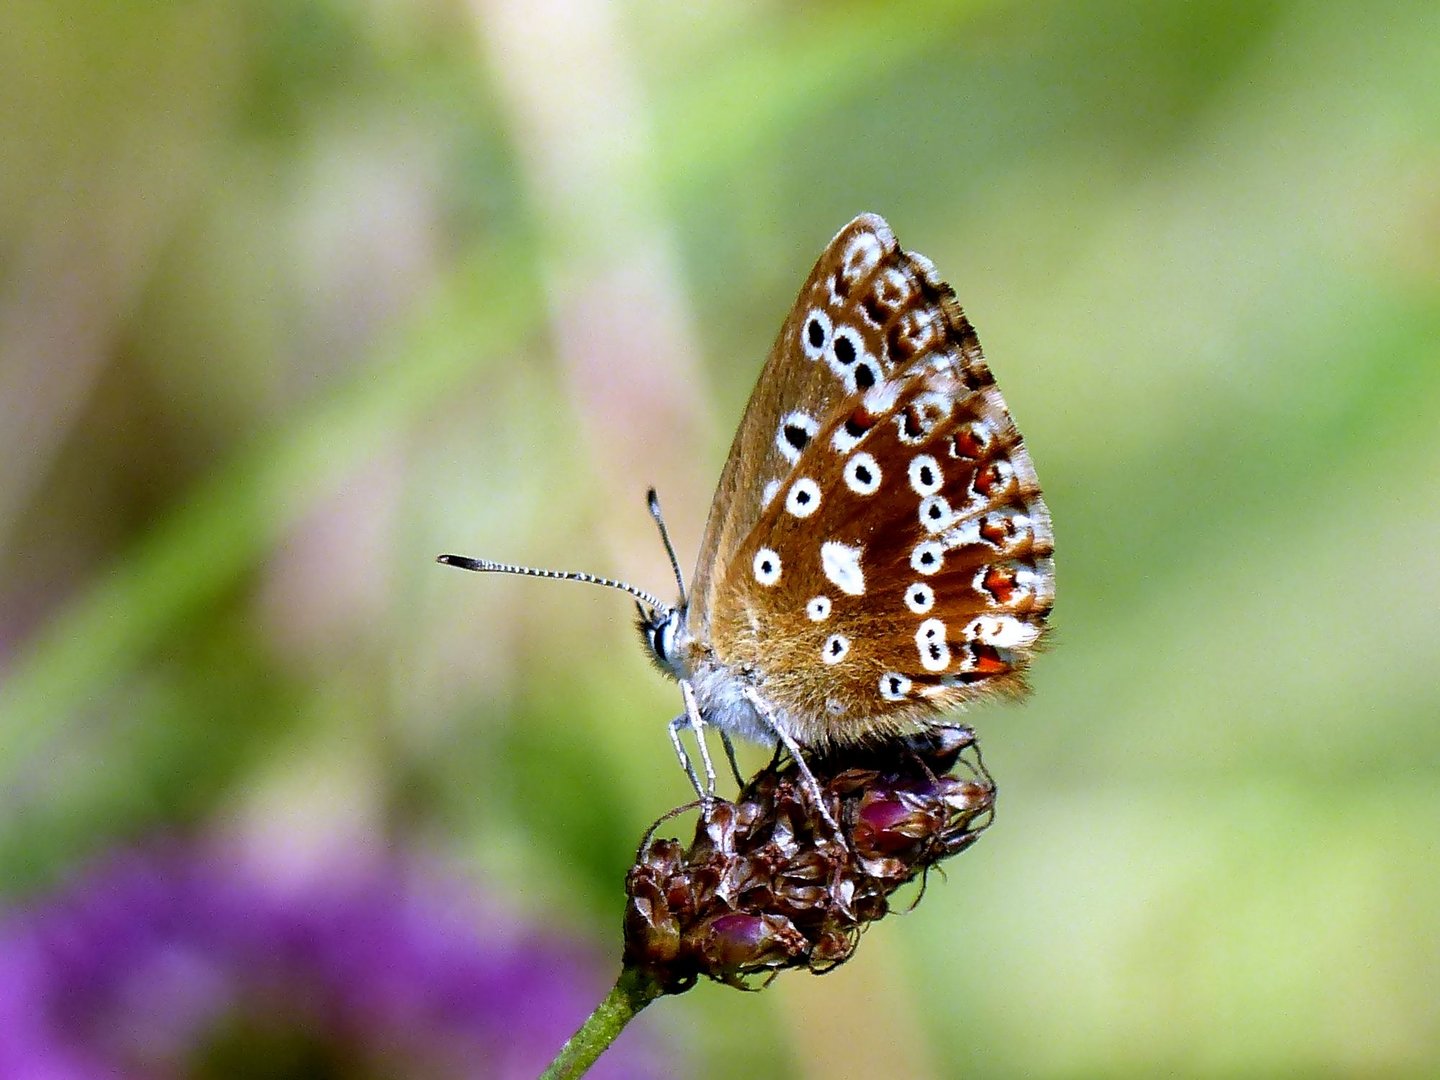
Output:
(868, 267), (914, 319)
(916, 619), (951, 672)
(895, 391), (954, 445)
(776, 411), (819, 464)
(785, 477), (821, 518)
(896, 308), (944, 356)
(821, 633), (850, 665)
(1012, 565), (1039, 598)
(965, 615), (1041, 649)
(826, 325), (872, 393)
(853, 358), (881, 395)
(913, 390), (954, 427)
(761, 479), (781, 509)
(910, 541), (944, 575)
(863, 378), (902, 417)
(843, 452), (881, 495)
(920, 643), (950, 673)
(909, 455), (943, 496)
(820, 540), (866, 596)
(904, 582), (935, 613)
(918, 494), (953, 533)
(879, 672), (912, 701)
(841, 229), (884, 282)
(831, 419), (865, 454)
(806, 595), (832, 621)
(801, 309), (831, 360)
(753, 548), (782, 586)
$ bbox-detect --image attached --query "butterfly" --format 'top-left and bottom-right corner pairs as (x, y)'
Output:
(440, 214), (1054, 826)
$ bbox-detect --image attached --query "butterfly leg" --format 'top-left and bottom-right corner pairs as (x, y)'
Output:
(739, 687), (840, 834)
(666, 680), (718, 801)
(667, 713), (704, 796)
(719, 731), (745, 789)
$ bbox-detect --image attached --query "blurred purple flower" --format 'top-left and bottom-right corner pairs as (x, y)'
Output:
(0, 847), (667, 1080)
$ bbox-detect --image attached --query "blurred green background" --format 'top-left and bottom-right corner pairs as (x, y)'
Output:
(3, 0), (1438, 1076)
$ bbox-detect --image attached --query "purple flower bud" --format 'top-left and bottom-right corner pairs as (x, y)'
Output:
(688, 913), (809, 978)
(0, 847), (668, 1079)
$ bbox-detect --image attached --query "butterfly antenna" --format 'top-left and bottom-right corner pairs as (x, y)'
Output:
(647, 488), (687, 606)
(435, 554), (670, 613)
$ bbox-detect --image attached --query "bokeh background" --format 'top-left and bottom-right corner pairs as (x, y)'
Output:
(3, 1), (1438, 1076)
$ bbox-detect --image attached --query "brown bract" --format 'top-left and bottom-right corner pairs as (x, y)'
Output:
(622, 726), (994, 992)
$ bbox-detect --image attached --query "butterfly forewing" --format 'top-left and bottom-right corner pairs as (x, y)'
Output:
(688, 216), (906, 636)
(696, 214), (1053, 748)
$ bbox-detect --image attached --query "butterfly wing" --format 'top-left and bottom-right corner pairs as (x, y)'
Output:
(688, 215), (908, 635)
(696, 215), (1054, 748)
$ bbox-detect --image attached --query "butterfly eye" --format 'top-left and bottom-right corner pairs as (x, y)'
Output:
(645, 611), (680, 666)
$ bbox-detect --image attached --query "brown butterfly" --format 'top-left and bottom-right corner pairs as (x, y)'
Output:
(441, 214), (1054, 825)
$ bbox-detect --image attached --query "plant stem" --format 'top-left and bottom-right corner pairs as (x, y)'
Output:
(539, 965), (666, 1079)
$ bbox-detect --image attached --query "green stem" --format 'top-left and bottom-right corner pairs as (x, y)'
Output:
(539, 966), (666, 1080)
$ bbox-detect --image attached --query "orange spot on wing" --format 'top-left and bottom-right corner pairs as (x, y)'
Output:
(981, 566), (1017, 604)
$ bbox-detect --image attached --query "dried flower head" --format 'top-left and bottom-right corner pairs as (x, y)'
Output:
(623, 725), (994, 992)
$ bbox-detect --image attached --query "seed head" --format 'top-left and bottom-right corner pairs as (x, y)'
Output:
(623, 725), (994, 992)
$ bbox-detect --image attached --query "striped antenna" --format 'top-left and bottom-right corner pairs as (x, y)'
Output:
(435, 554), (670, 613)
(647, 488), (687, 606)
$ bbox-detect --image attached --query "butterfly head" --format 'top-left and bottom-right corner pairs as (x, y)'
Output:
(637, 600), (689, 682)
